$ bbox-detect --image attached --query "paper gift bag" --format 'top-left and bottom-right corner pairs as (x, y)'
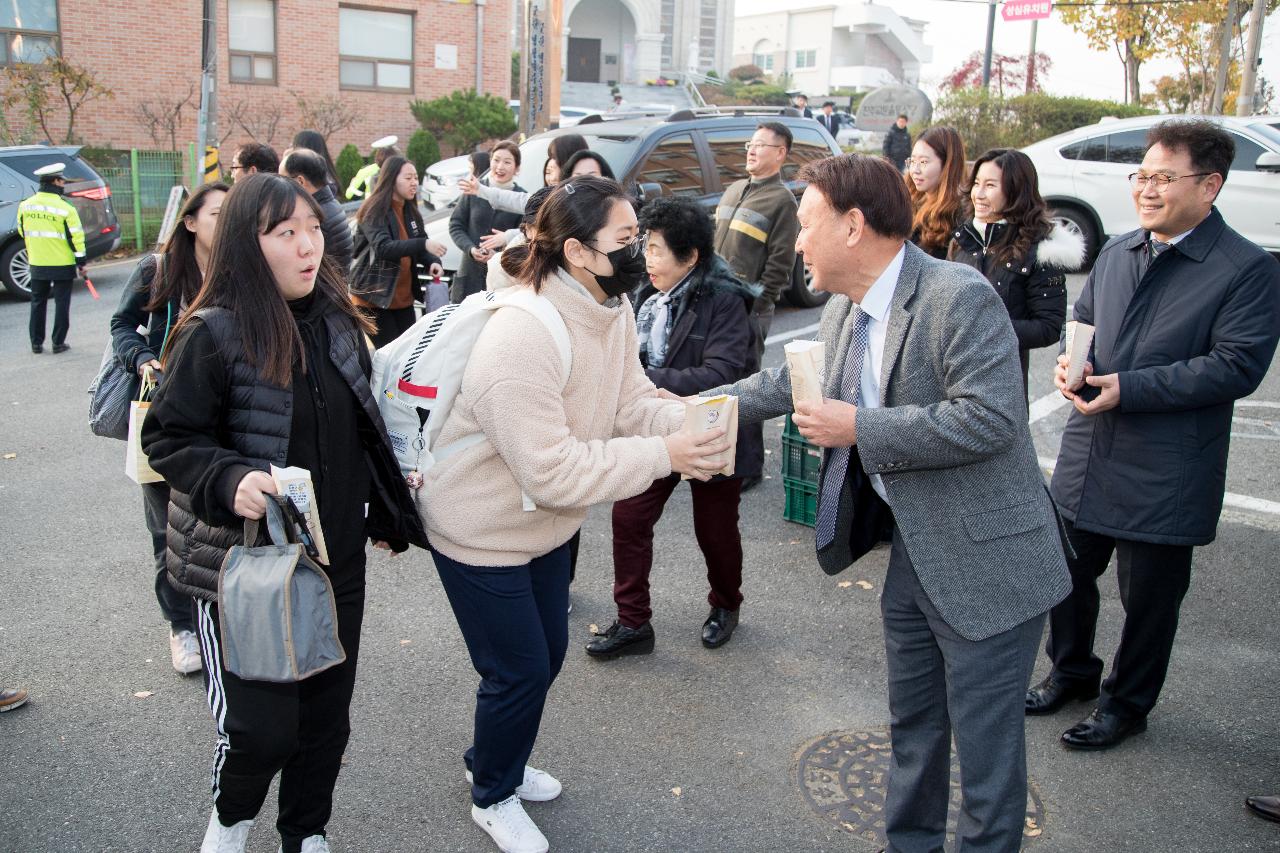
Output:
(125, 370), (162, 484)
(681, 395), (739, 480)
(784, 340), (825, 408)
(271, 464), (331, 566)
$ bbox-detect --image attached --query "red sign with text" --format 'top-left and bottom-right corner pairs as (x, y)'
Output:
(1002, 0), (1052, 21)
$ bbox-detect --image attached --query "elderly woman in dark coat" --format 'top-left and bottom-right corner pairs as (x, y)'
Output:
(587, 196), (763, 659)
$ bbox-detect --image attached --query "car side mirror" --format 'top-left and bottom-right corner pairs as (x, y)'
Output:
(637, 182), (663, 204)
(1255, 151), (1280, 173)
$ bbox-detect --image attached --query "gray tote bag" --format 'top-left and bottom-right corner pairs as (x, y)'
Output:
(217, 495), (345, 682)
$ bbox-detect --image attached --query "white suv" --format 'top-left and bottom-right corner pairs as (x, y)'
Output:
(1022, 115), (1280, 259)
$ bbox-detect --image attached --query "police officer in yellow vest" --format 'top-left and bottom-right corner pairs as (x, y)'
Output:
(345, 135), (398, 199)
(18, 162), (86, 354)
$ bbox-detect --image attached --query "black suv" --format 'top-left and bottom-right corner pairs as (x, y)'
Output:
(425, 107), (841, 307)
(0, 145), (122, 299)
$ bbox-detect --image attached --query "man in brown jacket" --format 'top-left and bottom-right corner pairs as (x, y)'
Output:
(714, 121), (800, 353)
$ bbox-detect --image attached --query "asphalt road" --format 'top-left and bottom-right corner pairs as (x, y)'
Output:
(0, 259), (1277, 852)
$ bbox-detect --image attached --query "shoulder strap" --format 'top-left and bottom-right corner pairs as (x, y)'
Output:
(490, 287), (572, 389)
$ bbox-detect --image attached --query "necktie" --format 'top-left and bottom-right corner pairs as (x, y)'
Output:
(815, 307), (870, 551)
(1149, 239), (1169, 259)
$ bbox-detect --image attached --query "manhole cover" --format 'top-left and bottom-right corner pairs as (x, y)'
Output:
(796, 729), (1045, 845)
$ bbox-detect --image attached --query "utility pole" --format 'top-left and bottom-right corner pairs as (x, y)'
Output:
(1026, 19), (1038, 94)
(1236, 0), (1266, 116)
(982, 0), (997, 90)
(194, 0), (218, 184)
(1209, 0), (1237, 114)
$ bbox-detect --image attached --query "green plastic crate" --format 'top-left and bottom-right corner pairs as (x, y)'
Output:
(783, 412), (804, 440)
(783, 476), (817, 527)
(782, 434), (822, 484)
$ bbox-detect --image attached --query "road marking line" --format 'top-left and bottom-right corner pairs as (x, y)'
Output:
(1029, 391), (1070, 424)
(1036, 456), (1280, 516)
(765, 322), (820, 346)
(1237, 400), (1280, 409)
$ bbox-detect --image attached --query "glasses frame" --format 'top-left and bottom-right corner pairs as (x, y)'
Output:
(1127, 171), (1213, 192)
(743, 143), (785, 153)
(588, 231), (646, 261)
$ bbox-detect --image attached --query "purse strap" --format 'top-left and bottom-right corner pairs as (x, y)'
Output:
(242, 494), (294, 547)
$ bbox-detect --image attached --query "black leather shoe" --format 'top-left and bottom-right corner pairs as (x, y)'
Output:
(1025, 676), (1100, 715)
(1060, 709), (1147, 751)
(31, 344), (42, 354)
(585, 621), (654, 659)
(52, 343), (70, 354)
(701, 607), (739, 649)
(739, 476), (762, 493)
(1246, 795), (1280, 824)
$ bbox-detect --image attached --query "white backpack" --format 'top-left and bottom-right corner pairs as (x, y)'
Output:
(371, 287), (572, 511)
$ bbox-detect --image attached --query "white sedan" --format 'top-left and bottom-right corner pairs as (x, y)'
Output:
(1022, 114), (1280, 258)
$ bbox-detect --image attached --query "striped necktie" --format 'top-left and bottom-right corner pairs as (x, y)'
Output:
(815, 307), (870, 551)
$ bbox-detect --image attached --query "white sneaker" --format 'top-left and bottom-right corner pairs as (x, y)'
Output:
(200, 810), (252, 853)
(466, 765), (562, 802)
(471, 795), (549, 853)
(170, 629), (203, 675)
(278, 836), (331, 853)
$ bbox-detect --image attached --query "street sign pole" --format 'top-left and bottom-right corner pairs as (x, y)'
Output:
(523, 0), (563, 136)
(1027, 19), (1038, 93)
(982, 0), (997, 90)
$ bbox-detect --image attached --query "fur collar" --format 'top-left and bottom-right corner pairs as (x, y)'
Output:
(1035, 222), (1087, 271)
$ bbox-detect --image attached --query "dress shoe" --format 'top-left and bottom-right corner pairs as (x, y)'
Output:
(585, 620), (654, 659)
(1025, 676), (1099, 715)
(53, 343), (70, 354)
(1246, 795), (1280, 824)
(739, 475), (762, 493)
(1060, 709), (1147, 751)
(31, 344), (42, 354)
(701, 607), (739, 649)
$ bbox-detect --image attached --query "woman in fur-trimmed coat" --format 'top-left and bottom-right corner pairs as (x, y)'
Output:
(949, 147), (1087, 401)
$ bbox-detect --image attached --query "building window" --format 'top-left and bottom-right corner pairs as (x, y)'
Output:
(339, 6), (414, 92)
(752, 53), (773, 72)
(794, 49), (817, 70)
(228, 0), (276, 84)
(1, 0), (60, 66)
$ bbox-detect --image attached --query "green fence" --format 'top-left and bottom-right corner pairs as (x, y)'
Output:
(92, 145), (198, 250)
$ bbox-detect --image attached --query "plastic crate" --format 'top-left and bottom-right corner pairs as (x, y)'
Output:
(783, 413), (804, 440)
(782, 434), (823, 484)
(783, 476), (818, 527)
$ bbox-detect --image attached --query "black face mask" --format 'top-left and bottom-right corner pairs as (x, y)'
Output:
(592, 243), (648, 298)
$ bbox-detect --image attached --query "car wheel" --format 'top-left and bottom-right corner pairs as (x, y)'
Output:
(785, 256), (829, 308)
(1049, 205), (1099, 267)
(0, 241), (32, 300)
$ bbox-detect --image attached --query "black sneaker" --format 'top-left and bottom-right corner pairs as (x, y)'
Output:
(53, 344), (70, 354)
(585, 620), (655, 659)
(31, 344), (43, 354)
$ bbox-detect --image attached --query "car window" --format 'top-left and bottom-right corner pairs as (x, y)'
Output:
(633, 132), (705, 198)
(0, 153), (98, 183)
(703, 128), (752, 186)
(1078, 135), (1107, 163)
(784, 127), (832, 181)
(1105, 130), (1148, 165)
(1227, 133), (1268, 172)
(1058, 140), (1085, 160)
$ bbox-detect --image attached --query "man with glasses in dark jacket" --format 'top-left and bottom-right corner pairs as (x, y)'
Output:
(1032, 119), (1280, 751)
(282, 148), (355, 271)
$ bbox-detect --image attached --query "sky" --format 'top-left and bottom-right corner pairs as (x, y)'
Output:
(733, 0), (1278, 109)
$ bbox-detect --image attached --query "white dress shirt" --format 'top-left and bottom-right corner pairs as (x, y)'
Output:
(850, 244), (905, 501)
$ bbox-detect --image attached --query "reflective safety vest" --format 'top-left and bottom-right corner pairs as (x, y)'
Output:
(17, 190), (86, 275)
(346, 163), (380, 199)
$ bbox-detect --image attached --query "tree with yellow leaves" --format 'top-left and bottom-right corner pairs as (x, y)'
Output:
(1058, 0), (1170, 105)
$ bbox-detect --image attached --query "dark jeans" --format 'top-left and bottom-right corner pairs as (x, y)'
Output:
(1046, 518), (1194, 720)
(195, 571), (365, 853)
(29, 278), (71, 347)
(881, 529), (1043, 853)
(366, 305), (417, 349)
(432, 543), (571, 808)
(610, 474), (744, 628)
(141, 482), (195, 633)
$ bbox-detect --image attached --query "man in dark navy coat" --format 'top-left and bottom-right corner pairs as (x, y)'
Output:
(1033, 119), (1280, 750)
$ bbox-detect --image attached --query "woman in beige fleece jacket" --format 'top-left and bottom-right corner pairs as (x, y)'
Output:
(421, 176), (730, 853)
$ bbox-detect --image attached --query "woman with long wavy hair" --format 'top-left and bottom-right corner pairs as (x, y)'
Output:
(949, 147), (1085, 398)
(110, 181), (229, 676)
(143, 173), (425, 853)
(905, 125), (967, 259)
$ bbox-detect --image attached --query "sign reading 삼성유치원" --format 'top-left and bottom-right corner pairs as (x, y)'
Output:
(1001, 0), (1052, 21)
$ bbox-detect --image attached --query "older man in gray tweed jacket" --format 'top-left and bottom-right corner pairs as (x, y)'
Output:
(712, 154), (1070, 853)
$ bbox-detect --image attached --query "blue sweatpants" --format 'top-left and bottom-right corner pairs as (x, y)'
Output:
(432, 543), (571, 807)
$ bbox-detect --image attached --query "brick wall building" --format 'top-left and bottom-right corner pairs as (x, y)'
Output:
(8, 0), (511, 158)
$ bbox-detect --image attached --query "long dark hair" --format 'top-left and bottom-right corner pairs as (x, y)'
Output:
(561, 149), (615, 180)
(907, 126), (966, 256)
(145, 181), (230, 312)
(166, 174), (371, 387)
(500, 175), (631, 291)
(967, 148), (1052, 267)
(549, 133), (589, 168)
(292, 129), (338, 187)
(355, 155), (416, 226)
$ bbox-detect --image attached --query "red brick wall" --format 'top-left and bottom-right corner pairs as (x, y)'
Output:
(56, 0), (511, 161)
